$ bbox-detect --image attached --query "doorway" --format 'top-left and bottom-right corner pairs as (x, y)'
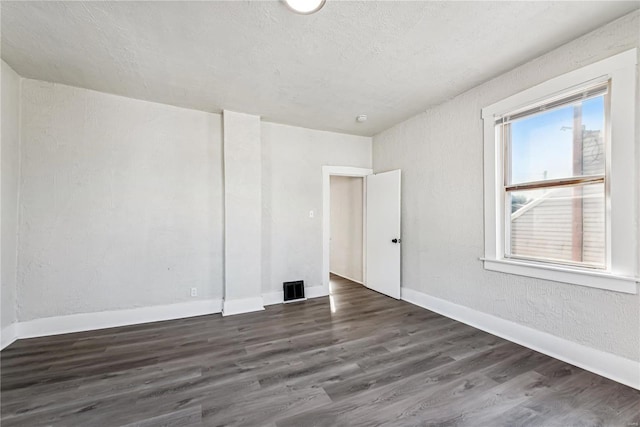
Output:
(329, 175), (365, 285)
(321, 166), (402, 300)
(322, 166), (372, 295)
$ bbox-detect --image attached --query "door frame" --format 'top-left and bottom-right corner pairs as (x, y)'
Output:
(322, 166), (373, 296)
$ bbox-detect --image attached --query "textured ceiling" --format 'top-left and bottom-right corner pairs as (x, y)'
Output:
(2, 1), (638, 136)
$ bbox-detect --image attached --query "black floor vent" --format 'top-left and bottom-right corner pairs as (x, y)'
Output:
(283, 280), (305, 303)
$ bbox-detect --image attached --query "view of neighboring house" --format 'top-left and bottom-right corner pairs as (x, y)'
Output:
(511, 128), (605, 266)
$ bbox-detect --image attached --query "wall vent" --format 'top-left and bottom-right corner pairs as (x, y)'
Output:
(283, 280), (306, 303)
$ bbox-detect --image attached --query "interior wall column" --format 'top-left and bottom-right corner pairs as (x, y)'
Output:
(222, 110), (264, 316)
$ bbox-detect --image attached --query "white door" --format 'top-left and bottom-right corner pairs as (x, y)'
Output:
(365, 169), (401, 299)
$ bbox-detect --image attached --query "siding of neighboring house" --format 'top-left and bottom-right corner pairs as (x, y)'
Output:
(511, 129), (605, 266)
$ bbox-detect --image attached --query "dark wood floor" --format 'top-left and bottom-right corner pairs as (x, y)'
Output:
(1, 275), (638, 426)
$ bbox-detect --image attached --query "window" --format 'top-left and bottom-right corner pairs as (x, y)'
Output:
(482, 49), (638, 294)
(501, 82), (608, 269)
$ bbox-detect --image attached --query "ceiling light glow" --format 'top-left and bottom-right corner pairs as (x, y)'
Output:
(284, 0), (326, 14)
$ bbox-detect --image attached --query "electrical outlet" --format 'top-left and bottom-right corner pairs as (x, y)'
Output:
(309, 210), (314, 218)
(190, 287), (197, 297)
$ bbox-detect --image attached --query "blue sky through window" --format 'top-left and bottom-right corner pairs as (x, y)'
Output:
(510, 96), (605, 185)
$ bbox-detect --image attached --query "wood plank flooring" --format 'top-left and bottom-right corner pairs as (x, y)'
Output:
(2, 275), (638, 426)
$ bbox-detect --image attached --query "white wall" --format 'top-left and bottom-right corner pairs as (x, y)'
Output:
(18, 80), (224, 321)
(373, 11), (640, 361)
(330, 176), (363, 282)
(223, 111), (263, 313)
(1, 61), (21, 331)
(261, 122), (371, 294)
(12, 79), (371, 323)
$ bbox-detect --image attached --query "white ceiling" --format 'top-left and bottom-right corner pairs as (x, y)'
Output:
(2, 1), (638, 136)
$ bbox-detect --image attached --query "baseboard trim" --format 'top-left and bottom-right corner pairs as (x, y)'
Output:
(401, 287), (640, 390)
(16, 299), (223, 340)
(2, 286), (332, 346)
(283, 297), (307, 304)
(1, 323), (19, 350)
(222, 297), (264, 316)
(262, 285), (328, 306)
(329, 271), (364, 285)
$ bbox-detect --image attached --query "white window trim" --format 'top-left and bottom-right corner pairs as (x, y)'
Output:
(481, 49), (639, 294)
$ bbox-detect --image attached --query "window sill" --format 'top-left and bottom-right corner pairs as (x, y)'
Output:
(481, 258), (638, 294)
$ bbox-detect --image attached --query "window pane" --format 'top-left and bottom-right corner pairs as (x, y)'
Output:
(509, 183), (605, 268)
(507, 96), (605, 185)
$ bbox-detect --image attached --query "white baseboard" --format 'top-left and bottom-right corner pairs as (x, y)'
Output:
(1, 323), (18, 350)
(2, 286), (331, 347)
(329, 271), (364, 285)
(401, 287), (640, 390)
(262, 285), (328, 306)
(17, 299), (223, 340)
(222, 297), (264, 316)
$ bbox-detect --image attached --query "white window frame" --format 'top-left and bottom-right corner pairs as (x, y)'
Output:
(481, 49), (638, 294)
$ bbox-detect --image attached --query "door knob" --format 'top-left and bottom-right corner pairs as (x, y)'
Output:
(392, 238), (401, 243)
